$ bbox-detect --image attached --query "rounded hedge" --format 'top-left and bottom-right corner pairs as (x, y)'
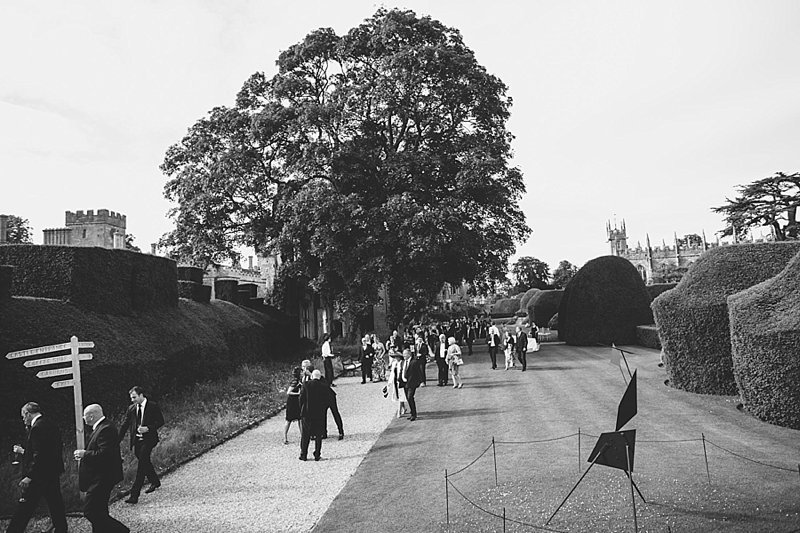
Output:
(526, 289), (563, 327)
(652, 242), (800, 395)
(728, 249), (800, 429)
(492, 297), (521, 317)
(646, 283), (676, 302)
(548, 313), (558, 330)
(558, 256), (652, 346)
(519, 288), (541, 311)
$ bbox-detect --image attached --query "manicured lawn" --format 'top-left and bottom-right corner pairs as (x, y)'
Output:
(313, 342), (800, 533)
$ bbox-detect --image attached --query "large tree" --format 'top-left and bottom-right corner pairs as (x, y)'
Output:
(511, 256), (549, 292)
(3, 215), (33, 244)
(551, 260), (578, 289)
(161, 9), (529, 321)
(713, 172), (800, 241)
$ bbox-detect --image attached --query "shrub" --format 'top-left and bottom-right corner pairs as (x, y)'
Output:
(491, 298), (521, 317)
(558, 256), (653, 346)
(0, 265), (12, 299)
(728, 249), (800, 429)
(548, 313), (558, 330)
(652, 242), (800, 395)
(645, 283), (676, 302)
(519, 288), (541, 311)
(0, 245), (178, 315)
(635, 325), (661, 349)
(526, 290), (563, 327)
(177, 265), (204, 283)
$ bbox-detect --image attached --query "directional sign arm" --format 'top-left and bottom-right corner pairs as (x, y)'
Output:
(23, 354), (92, 368)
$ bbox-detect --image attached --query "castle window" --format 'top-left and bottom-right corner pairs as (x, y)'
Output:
(82, 229), (86, 239)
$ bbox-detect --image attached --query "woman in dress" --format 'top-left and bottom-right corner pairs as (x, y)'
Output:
(386, 349), (408, 417)
(504, 327), (516, 370)
(372, 334), (387, 381)
(283, 367), (302, 444)
(446, 336), (464, 389)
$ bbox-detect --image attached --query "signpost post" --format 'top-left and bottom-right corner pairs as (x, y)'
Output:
(6, 336), (94, 449)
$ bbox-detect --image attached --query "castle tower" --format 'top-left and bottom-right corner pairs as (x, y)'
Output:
(43, 209), (127, 249)
(607, 219), (628, 256)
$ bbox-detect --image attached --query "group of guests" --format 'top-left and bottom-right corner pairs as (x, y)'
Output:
(7, 386), (164, 533)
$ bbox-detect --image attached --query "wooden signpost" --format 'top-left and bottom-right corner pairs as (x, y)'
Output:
(6, 336), (93, 449)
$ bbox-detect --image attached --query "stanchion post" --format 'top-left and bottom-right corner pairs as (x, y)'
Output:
(625, 441), (638, 533)
(503, 507), (506, 533)
(492, 436), (498, 487)
(701, 433), (711, 485)
(578, 427), (581, 473)
(445, 469), (449, 525)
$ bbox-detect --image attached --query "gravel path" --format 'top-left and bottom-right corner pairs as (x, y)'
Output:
(44, 374), (397, 533)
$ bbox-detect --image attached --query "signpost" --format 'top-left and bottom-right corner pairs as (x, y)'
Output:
(6, 336), (94, 450)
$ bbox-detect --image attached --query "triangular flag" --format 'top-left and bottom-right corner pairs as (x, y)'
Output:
(615, 370), (637, 431)
(588, 430), (637, 472)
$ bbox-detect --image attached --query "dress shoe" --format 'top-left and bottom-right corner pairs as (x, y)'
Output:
(125, 496), (139, 504)
(409, 416), (417, 421)
(144, 482), (161, 493)
(314, 455), (321, 461)
(299, 456), (307, 461)
(338, 434), (344, 441)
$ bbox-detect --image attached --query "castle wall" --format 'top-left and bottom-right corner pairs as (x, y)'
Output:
(65, 209), (126, 249)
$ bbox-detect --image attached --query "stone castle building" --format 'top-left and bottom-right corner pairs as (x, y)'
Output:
(43, 209), (127, 249)
(607, 219), (717, 284)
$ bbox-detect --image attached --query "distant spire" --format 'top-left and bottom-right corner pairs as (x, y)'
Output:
(646, 233), (651, 249)
(702, 230), (708, 251)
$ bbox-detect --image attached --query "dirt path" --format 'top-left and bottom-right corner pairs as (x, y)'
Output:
(312, 343), (800, 533)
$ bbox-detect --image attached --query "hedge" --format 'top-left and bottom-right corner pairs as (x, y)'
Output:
(178, 281), (212, 303)
(526, 290), (563, 327)
(728, 249), (800, 429)
(0, 245), (178, 315)
(491, 298), (521, 317)
(635, 325), (661, 349)
(558, 256), (653, 346)
(548, 313), (559, 330)
(519, 288), (541, 311)
(215, 279), (239, 302)
(0, 265), (12, 300)
(0, 296), (298, 453)
(652, 241), (800, 395)
(645, 283), (676, 302)
(177, 265), (205, 283)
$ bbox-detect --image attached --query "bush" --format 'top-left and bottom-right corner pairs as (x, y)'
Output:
(548, 313), (558, 330)
(558, 256), (653, 346)
(635, 325), (661, 349)
(0, 245), (178, 315)
(519, 288), (541, 311)
(526, 290), (563, 327)
(0, 265), (12, 299)
(491, 298), (521, 317)
(728, 249), (800, 429)
(652, 242), (800, 395)
(646, 283), (676, 302)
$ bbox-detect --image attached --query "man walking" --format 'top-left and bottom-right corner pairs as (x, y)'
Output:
(75, 404), (129, 533)
(487, 320), (501, 369)
(299, 370), (332, 461)
(6, 402), (68, 533)
(119, 386), (164, 503)
(403, 349), (426, 421)
(515, 325), (529, 372)
(321, 333), (336, 387)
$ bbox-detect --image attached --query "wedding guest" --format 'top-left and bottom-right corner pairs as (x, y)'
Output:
(386, 350), (408, 417)
(446, 337), (464, 389)
(283, 367), (302, 444)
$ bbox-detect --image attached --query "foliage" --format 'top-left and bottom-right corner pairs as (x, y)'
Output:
(728, 249), (800, 429)
(491, 297), (522, 317)
(125, 233), (142, 252)
(558, 256), (653, 346)
(635, 325), (661, 349)
(3, 215), (33, 244)
(551, 260), (578, 289)
(677, 233), (704, 248)
(645, 283), (676, 302)
(651, 263), (687, 284)
(511, 256), (549, 292)
(712, 171), (800, 241)
(160, 8), (530, 321)
(548, 312), (558, 330)
(652, 242), (800, 395)
(525, 289), (563, 328)
(518, 288), (541, 310)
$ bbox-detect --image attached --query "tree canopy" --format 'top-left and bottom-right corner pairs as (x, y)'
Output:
(3, 215), (33, 244)
(160, 9), (529, 321)
(511, 256), (549, 292)
(551, 260), (578, 289)
(713, 172), (800, 241)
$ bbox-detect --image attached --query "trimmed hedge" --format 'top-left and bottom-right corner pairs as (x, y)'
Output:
(728, 249), (800, 429)
(519, 288), (541, 311)
(215, 279), (238, 302)
(178, 281), (211, 303)
(558, 256), (653, 346)
(548, 313), (558, 330)
(652, 242), (800, 395)
(491, 298), (521, 317)
(0, 265), (12, 300)
(635, 325), (661, 349)
(0, 296), (297, 453)
(177, 265), (204, 283)
(526, 290), (563, 327)
(645, 283), (676, 302)
(0, 245), (178, 315)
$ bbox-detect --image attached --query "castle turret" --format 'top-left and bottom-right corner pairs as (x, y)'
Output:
(43, 209), (127, 249)
(607, 219), (628, 256)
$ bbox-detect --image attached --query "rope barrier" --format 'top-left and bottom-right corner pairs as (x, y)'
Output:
(705, 439), (798, 473)
(638, 437), (703, 443)
(446, 478), (568, 533)
(446, 441), (494, 478)
(495, 433), (579, 445)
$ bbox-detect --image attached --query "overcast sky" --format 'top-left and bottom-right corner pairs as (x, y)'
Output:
(2, 1), (799, 270)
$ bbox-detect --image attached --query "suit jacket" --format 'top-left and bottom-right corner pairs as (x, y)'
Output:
(79, 419), (124, 492)
(404, 357), (426, 388)
(299, 379), (331, 422)
(22, 416), (64, 483)
(119, 399), (164, 450)
(516, 332), (528, 355)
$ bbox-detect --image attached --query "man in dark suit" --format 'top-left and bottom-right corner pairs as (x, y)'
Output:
(74, 403), (129, 533)
(6, 402), (67, 533)
(118, 385), (164, 503)
(515, 326), (529, 372)
(403, 349), (426, 421)
(299, 370), (332, 461)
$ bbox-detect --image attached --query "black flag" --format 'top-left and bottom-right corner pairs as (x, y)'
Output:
(588, 430), (637, 472)
(615, 369), (637, 431)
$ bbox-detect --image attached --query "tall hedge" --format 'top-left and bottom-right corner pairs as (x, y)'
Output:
(526, 290), (563, 327)
(491, 298), (521, 317)
(0, 265), (12, 300)
(728, 249), (800, 429)
(519, 288), (541, 311)
(558, 256), (653, 346)
(652, 242), (800, 395)
(645, 283), (676, 302)
(0, 245), (178, 315)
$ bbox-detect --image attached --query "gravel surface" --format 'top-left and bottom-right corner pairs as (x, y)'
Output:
(10, 375), (396, 533)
